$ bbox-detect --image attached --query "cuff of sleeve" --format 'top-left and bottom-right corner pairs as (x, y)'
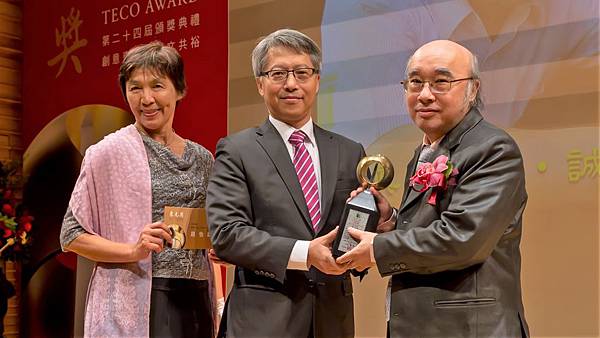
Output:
(384, 207), (398, 223)
(370, 237), (376, 264)
(287, 240), (310, 271)
(216, 297), (225, 316)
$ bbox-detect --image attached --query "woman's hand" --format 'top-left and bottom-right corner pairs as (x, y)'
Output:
(131, 221), (172, 261)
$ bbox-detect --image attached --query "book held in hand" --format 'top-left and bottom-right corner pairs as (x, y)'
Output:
(163, 206), (212, 249)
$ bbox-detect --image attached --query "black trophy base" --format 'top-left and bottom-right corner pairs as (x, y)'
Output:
(332, 190), (378, 257)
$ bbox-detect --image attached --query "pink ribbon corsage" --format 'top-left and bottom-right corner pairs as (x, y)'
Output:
(409, 155), (458, 205)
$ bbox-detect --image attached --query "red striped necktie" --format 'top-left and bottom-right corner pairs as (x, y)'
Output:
(288, 130), (321, 230)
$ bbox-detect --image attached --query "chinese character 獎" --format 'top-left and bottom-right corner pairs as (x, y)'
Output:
(47, 8), (88, 78)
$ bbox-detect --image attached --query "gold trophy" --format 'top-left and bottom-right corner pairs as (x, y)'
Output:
(333, 154), (394, 257)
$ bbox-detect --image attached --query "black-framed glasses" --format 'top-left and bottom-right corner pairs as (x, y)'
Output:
(401, 77), (473, 94)
(259, 68), (319, 83)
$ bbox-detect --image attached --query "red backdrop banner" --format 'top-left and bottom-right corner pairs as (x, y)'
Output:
(23, 0), (228, 151)
(20, 3), (229, 328)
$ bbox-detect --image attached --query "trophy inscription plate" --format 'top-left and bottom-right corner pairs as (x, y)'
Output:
(332, 154), (394, 257)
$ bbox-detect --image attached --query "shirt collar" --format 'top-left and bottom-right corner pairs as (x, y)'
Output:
(269, 115), (316, 146)
(422, 134), (444, 150)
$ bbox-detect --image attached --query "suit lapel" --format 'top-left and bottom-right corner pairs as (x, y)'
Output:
(399, 108), (484, 213)
(314, 125), (338, 233)
(399, 146), (422, 213)
(255, 120), (313, 230)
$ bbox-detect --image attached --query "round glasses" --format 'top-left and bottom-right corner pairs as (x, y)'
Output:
(401, 77), (473, 94)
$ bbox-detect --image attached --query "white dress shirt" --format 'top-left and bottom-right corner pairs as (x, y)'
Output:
(269, 115), (321, 271)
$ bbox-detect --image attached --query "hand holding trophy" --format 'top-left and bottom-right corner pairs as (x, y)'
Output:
(332, 154), (394, 257)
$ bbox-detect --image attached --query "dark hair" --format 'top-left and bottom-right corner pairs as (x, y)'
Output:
(251, 29), (322, 77)
(118, 41), (186, 102)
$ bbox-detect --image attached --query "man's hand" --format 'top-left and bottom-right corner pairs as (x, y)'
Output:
(307, 227), (347, 275)
(348, 186), (394, 229)
(208, 248), (233, 266)
(335, 228), (377, 272)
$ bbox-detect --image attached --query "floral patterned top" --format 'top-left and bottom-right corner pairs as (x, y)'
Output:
(60, 131), (213, 280)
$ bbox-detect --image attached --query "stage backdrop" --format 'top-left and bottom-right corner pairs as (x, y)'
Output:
(229, 1), (599, 337)
(21, 1), (227, 337)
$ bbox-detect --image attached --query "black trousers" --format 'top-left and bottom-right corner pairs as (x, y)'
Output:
(150, 277), (213, 338)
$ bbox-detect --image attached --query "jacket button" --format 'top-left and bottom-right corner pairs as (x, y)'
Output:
(399, 263), (407, 269)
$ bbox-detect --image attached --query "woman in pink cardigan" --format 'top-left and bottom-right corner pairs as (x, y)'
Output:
(60, 41), (218, 338)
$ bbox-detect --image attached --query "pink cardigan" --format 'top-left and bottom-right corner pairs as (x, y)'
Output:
(69, 125), (153, 337)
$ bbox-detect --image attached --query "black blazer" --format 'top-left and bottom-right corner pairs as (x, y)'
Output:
(207, 119), (365, 338)
(374, 109), (530, 337)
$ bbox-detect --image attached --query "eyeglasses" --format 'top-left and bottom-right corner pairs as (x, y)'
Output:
(259, 68), (318, 83)
(401, 77), (473, 94)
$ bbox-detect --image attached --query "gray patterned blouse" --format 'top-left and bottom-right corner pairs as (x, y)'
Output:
(60, 131), (214, 280)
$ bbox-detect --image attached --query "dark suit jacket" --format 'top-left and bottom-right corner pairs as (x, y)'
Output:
(207, 119), (365, 338)
(374, 109), (529, 338)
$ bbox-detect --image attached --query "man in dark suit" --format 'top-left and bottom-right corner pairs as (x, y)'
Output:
(337, 40), (530, 337)
(207, 29), (364, 338)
